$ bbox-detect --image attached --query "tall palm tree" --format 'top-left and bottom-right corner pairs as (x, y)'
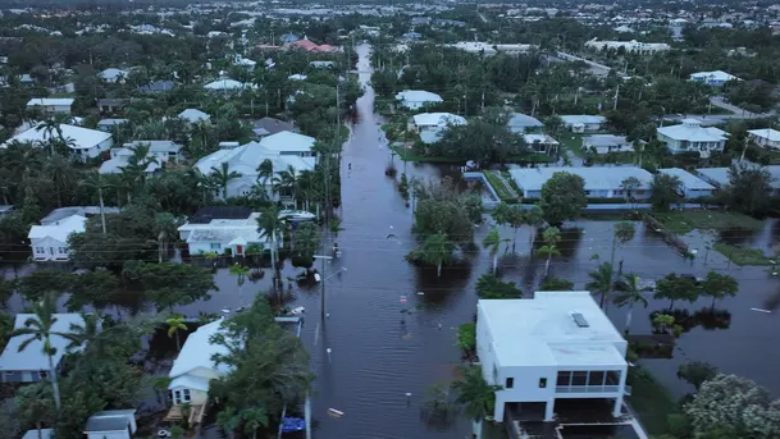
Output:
(273, 165), (299, 206)
(65, 313), (102, 349)
(586, 262), (615, 309)
(257, 206), (286, 286)
(482, 227), (507, 275)
(525, 206), (544, 247)
(35, 114), (70, 155)
(420, 233), (456, 278)
(10, 292), (72, 411)
(256, 159), (274, 193)
(296, 169), (317, 212)
(166, 315), (188, 351)
(153, 213), (179, 263)
(211, 162), (242, 200)
(43, 154), (76, 207)
(451, 366), (502, 433)
(535, 226), (561, 277)
(79, 172), (111, 236)
(613, 273), (649, 334)
(241, 406), (269, 439)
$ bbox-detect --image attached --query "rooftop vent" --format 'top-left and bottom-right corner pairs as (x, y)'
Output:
(572, 312), (589, 328)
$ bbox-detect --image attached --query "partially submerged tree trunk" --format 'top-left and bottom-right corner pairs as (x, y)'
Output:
(624, 302), (634, 334)
(47, 351), (61, 411)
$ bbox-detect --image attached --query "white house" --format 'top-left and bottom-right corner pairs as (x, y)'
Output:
(20, 429), (53, 439)
(657, 119), (728, 158)
(582, 135), (632, 155)
(509, 167), (653, 199)
(476, 292), (628, 423)
(168, 319), (232, 406)
(0, 313), (89, 382)
(559, 115), (607, 133)
(98, 68), (130, 83)
(585, 39), (670, 54)
(28, 214), (86, 261)
(99, 141), (182, 174)
(84, 410), (137, 439)
(523, 134), (560, 155)
(1, 123), (113, 160)
(395, 90), (444, 110)
(747, 128), (780, 150)
(178, 109), (211, 124)
(507, 113), (543, 134)
(658, 168), (715, 198)
(288, 74), (307, 81)
(412, 112), (466, 132)
(689, 70), (740, 87)
(194, 131), (316, 200)
(204, 79), (256, 92)
(178, 211), (273, 256)
(26, 98), (74, 114)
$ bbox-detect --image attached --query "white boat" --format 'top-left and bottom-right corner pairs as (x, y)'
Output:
(279, 210), (316, 221)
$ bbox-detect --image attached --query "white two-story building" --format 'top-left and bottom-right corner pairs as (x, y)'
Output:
(476, 292), (628, 423)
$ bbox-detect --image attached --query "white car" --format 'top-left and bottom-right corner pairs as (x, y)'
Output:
(279, 210), (316, 221)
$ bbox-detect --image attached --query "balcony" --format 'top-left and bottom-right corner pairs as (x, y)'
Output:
(555, 385), (620, 394)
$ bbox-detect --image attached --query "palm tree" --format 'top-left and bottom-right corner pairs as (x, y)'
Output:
(153, 213), (179, 263)
(241, 406), (269, 439)
(586, 262), (615, 309)
(613, 273), (649, 334)
(420, 233), (456, 278)
(79, 172), (111, 236)
(167, 315), (188, 351)
(35, 114), (69, 155)
(65, 313), (102, 349)
(525, 206), (544, 247)
(229, 263), (250, 304)
(211, 162), (242, 199)
(535, 226), (561, 277)
(10, 292), (71, 410)
(257, 206), (286, 287)
(296, 169), (317, 212)
(451, 366), (502, 433)
(273, 165), (299, 206)
(43, 154), (76, 207)
(329, 216), (345, 242)
(256, 159), (274, 193)
(216, 406), (241, 439)
(482, 227), (507, 274)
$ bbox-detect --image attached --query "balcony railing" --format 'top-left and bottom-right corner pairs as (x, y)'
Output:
(555, 385), (620, 394)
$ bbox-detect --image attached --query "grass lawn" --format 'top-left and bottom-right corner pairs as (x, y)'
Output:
(389, 145), (460, 163)
(483, 171), (518, 202)
(713, 243), (775, 266)
(557, 133), (587, 158)
(654, 211), (764, 235)
(627, 366), (679, 436)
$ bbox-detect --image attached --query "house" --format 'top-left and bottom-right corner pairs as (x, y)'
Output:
(40, 206), (120, 225)
(97, 98), (130, 114)
(658, 168), (715, 198)
(559, 115), (607, 133)
(98, 118), (129, 132)
(476, 292), (628, 422)
(26, 98), (74, 114)
(19, 429), (54, 439)
(203, 79), (255, 92)
(280, 33), (300, 44)
(582, 135), (632, 155)
(288, 74), (307, 81)
(178, 209), (277, 256)
(585, 39), (670, 54)
(656, 119), (728, 158)
(689, 70), (740, 87)
(252, 117), (296, 139)
(99, 141), (182, 174)
(194, 131), (316, 200)
(402, 32), (422, 41)
(282, 38), (338, 53)
(84, 410), (137, 439)
(747, 128), (780, 150)
(28, 214), (86, 261)
(395, 90), (443, 111)
(136, 81), (174, 94)
(310, 61), (335, 69)
(508, 113), (543, 134)
(98, 68), (130, 83)
(523, 134), (560, 155)
(1, 123), (113, 160)
(168, 319), (231, 406)
(508, 167), (653, 199)
(178, 109), (211, 124)
(0, 313), (89, 382)
(696, 165), (780, 196)
(412, 112), (466, 132)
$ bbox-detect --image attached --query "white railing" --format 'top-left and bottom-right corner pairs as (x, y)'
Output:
(555, 385), (620, 393)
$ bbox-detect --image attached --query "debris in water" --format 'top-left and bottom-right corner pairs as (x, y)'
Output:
(328, 408), (344, 418)
(751, 308), (771, 314)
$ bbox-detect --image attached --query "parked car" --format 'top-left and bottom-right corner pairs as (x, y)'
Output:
(279, 210), (316, 221)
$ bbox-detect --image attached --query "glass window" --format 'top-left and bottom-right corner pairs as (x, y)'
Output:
(589, 371), (605, 386)
(505, 377), (514, 389)
(39, 370), (48, 379)
(539, 378), (547, 388)
(556, 371), (571, 386)
(606, 371), (621, 385)
(572, 371), (588, 386)
(210, 243), (221, 250)
(183, 389), (191, 401)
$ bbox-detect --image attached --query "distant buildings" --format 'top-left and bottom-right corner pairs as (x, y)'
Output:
(203, 78), (256, 92)
(582, 135), (632, 155)
(509, 167), (653, 199)
(27, 98), (74, 114)
(689, 70), (740, 87)
(412, 112), (466, 145)
(98, 68), (129, 83)
(522, 134), (560, 155)
(178, 109), (211, 124)
(559, 115), (607, 133)
(283, 38), (338, 53)
(747, 128), (780, 150)
(507, 113), (543, 134)
(656, 119), (727, 158)
(395, 90), (443, 111)
(585, 38), (670, 54)
(444, 42), (536, 55)
(1, 123), (114, 160)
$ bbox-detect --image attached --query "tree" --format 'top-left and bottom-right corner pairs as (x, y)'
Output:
(524, 205), (545, 248)
(535, 226), (561, 277)
(417, 233), (456, 277)
(79, 172), (113, 236)
(492, 202), (524, 253)
(654, 273), (700, 310)
(620, 177), (641, 206)
(456, 323), (476, 360)
(700, 271), (738, 308)
(650, 174), (683, 212)
(482, 227), (508, 274)
(412, 177), (476, 245)
(538, 277), (574, 291)
(131, 262), (216, 312)
(241, 406), (269, 439)
(677, 361), (718, 391)
(451, 365), (502, 430)
(10, 292), (72, 411)
(539, 172), (587, 225)
(257, 206), (285, 285)
(726, 163), (773, 215)
(229, 263), (251, 304)
(684, 374), (780, 439)
(475, 274), (523, 299)
(586, 262), (615, 309)
(211, 161), (242, 199)
(611, 221), (635, 273)
(15, 382), (55, 439)
(152, 213), (180, 263)
(166, 315), (187, 352)
(292, 222), (321, 266)
(612, 273), (649, 334)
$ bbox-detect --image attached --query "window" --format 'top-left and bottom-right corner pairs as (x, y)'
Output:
(58, 247), (66, 254)
(606, 371), (621, 385)
(556, 371), (571, 386)
(4, 371), (14, 378)
(35, 247), (45, 254)
(572, 371), (588, 386)
(38, 370), (48, 379)
(589, 371), (606, 386)
(505, 378), (514, 389)
(210, 243), (221, 250)
(539, 378), (547, 388)
(174, 390), (181, 403)
(183, 389), (191, 402)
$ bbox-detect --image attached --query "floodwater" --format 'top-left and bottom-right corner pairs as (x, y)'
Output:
(7, 43), (780, 439)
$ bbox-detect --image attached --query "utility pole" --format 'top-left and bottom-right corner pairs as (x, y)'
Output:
(314, 255), (333, 320)
(613, 85), (620, 111)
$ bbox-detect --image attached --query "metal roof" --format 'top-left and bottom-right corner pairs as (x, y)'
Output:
(84, 410), (136, 432)
(0, 314), (87, 371)
(509, 166), (653, 192)
(188, 207), (252, 224)
(658, 168), (714, 190)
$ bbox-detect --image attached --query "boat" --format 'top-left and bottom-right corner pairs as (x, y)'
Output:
(279, 210), (316, 221)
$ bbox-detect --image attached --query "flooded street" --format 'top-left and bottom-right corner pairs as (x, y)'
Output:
(7, 43), (780, 439)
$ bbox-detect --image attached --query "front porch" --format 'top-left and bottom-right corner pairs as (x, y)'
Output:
(164, 404), (207, 425)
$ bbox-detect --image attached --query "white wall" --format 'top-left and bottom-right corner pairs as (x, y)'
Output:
(170, 386), (209, 406)
(31, 236), (70, 261)
(86, 431), (129, 439)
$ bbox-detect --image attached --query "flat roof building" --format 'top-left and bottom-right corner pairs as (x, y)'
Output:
(508, 166), (653, 199)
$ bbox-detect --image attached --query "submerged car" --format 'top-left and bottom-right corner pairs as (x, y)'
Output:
(279, 210), (316, 221)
